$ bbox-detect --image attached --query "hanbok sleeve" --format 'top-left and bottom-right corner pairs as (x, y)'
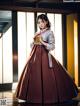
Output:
(46, 31), (55, 51)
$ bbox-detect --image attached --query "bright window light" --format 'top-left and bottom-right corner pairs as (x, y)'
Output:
(0, 37), (2, 83)
(26, 12), (35, 57)
(55, 14), (63, 64)
(18, 12), (27, 79)
(3, 27), (13, 83)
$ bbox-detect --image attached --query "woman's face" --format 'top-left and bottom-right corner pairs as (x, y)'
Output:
(37, 19), (48, 30)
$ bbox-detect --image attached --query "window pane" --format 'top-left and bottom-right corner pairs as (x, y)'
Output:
(3, 27), (13, 83)
(26, 12), (35, 57)
(17, 12), (27, 80)
(0, 37), (2, 83)
(55, 14), (63, 64)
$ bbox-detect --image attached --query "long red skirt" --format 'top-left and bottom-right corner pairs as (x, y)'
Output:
(15, 45), (78, 103)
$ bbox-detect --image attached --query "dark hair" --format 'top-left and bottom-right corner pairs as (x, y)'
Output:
(37, 14), (51, 29)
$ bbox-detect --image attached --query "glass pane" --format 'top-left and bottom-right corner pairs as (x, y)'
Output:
(26, 12), (35, 57)
(0, 37), (2, 83)
(17, 12), (27, 80)
(3, 27), (13, 83)
(55, 14), (63, 64)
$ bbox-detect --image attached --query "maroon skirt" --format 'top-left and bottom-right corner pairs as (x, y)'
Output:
(15, 45), (78, 103)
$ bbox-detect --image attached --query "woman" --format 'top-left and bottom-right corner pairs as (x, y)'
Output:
(15, 14), (78, 103)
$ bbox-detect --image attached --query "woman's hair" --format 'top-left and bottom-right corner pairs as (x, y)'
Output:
(37, 14), (51, 29)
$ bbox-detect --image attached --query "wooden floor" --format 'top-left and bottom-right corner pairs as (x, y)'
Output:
(0, 90), (80, 106)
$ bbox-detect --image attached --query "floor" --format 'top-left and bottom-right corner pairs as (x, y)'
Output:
(0, 90), (80, 106)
